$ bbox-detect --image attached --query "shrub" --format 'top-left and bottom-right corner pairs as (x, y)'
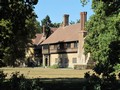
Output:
(0, 60), (6, 67)
(9, 72), (43, 90)
(84, 71), (120, 90)
(50, 64), (59, 69)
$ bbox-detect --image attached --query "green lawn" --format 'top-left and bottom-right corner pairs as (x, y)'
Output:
(0, 67), (93, 79)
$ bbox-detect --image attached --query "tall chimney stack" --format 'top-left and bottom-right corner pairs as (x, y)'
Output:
(63, 14), (69, 27)
(42, 25), (46, 36)
(78, 12), (87, 65)
(80, 12), (87, 31)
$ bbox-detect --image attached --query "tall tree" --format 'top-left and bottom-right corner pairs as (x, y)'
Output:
(50, 23), (61, 28)
(41, 15), (61, 28)
(41, 15), (51, 26)
(35, 20), (42, 33)
(84, 0), (120, 75)
(41, 15), (51, 38)
(0, 0), (38, 66)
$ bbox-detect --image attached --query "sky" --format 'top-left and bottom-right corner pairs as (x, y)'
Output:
(34, 0), (94, 24)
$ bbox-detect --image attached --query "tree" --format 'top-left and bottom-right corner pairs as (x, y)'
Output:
(41, 15), (61, 28)
(50, 22), (61, 28)
(41, 15), (51, 26)
(70, 21), (75, 25)
(84, 0), (120, 75)
(0, 0), (38, 66)
(34, 20), (42, 33)
(41, 15), (60, 38)
(70, 19), (80, 25)
(41, 15), (51, 38)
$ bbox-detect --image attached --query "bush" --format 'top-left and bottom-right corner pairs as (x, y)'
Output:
(114, 64), (120, 73)
(49, 64), (59, 69)
(0, 60), (6, 67)
(83, 71), (120, 90)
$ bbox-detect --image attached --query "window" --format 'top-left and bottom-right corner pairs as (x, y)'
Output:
(74, 42), (78, 48)
(50, 45), (54, 49)
(43, 45), (48, 49)
(57, 43), (64, 49)
(57, 44), (60, 49)
(60, 43), (64, 49)
(72, 58), (77, 63)
(54, 44), (58, 49)
(66, 43), (71, 48)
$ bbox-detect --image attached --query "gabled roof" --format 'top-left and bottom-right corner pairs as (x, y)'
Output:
(41, 23), (81, 45)
(50, 27), (58, 33)
(32, 34), (43, 45)
(32, 27), (58, 45)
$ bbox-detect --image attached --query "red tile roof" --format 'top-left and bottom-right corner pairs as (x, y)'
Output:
(50, 27), (58, 33)
(41, 23), (81, 44)
(32, 27), (58, 45)
(32, 34), (43, 45)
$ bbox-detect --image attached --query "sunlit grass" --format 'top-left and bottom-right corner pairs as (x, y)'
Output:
(0, 67), (93, 79)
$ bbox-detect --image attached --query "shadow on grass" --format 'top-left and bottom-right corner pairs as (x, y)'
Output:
(32, 77), (120, 90)
(33, 78), (86, 90)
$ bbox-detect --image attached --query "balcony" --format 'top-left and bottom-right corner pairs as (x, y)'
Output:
(42, 46), (78, 54)
(50, 48), (77, 54)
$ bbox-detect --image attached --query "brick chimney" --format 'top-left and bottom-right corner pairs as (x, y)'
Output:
(42, 25), (46, 36)
(78, 12), (88, 65)
(63, 14), (69, 27)
(80, 12), (87, 31)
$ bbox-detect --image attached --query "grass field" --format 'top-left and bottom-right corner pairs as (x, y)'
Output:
(0, 67), (93, 79)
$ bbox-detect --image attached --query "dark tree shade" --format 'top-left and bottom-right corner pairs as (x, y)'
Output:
(0, 0), (38, 66)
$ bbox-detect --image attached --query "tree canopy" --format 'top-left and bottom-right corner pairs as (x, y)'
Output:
(84, 0), (120, 75)
(0, 0), (38, 66)
(40, 15), (60, 38)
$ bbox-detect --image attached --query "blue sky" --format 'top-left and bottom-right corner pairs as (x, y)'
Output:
(34, 0), (93, 24)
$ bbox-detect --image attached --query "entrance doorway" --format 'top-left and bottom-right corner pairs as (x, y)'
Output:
(45, 58), (48, 66)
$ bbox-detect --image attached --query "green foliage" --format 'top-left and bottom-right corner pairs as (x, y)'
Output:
(82, 1), (120, 89)
(114, 64), (120, 73)
(84, 71), (120, 90)
(41, 15), (51, 26)
(34, 20), (42, 33)
(41, 15), (52, 38)
(51, 22), (61, 28)
(80, 0), (89, 6)
(0, 71), (43, 90)
(40, 15), (61, 39)
(70, 21), (75, 25)
(0, 71), (7, 83)
(84, 0), (120, 75)
(0, 0), (38, 66)
(50, 64), (59, 69)
(41, 15), (61, 28)
(70, 19), (80, 25)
